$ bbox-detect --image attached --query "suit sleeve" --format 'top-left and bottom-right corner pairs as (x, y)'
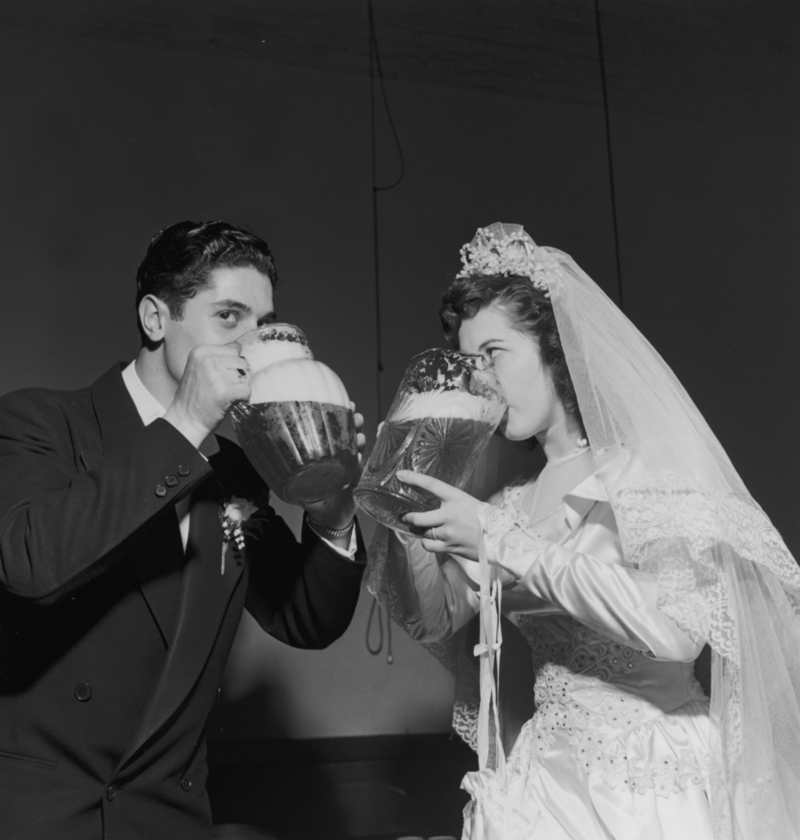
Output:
(244, 505), (366, 649)
(0, 390), (211, 605)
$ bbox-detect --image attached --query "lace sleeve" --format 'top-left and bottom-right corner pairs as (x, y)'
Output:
(477, 501), (547, 579)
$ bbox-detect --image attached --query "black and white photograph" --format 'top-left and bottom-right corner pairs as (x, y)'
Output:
(0, 3), (798, 839)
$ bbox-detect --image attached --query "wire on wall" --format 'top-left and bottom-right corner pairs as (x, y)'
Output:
(365, 0), (404, 665)
(594, 0), (624, 311)
(368, 0), (405, 420)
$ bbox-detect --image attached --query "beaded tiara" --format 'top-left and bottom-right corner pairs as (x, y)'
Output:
(456, 222), (553, 296)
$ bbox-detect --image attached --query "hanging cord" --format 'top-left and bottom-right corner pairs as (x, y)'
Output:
(368, 0), (406, 421)
(366, 596), (393, 664)
(365, 0), (404, 666)
(594, 0), (624, 311)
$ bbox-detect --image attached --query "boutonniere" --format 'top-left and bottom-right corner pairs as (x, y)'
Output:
(219, 494), (267, 574)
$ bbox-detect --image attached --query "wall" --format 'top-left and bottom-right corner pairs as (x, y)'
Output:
(0, 1), (797, 741)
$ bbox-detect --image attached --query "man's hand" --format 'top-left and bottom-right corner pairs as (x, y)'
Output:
(164, 343), (251, 448)
(302, 405), (366, 548)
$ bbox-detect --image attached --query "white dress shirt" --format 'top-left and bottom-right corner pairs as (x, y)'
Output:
(121, 361), (357, 558)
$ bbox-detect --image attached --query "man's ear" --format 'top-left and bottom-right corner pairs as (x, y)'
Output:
(138, 295), (170, 344)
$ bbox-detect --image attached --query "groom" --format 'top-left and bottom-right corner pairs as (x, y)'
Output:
(0, 220), (366, 839)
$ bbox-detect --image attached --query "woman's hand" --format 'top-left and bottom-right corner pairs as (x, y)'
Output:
(398, 470), (483, 561)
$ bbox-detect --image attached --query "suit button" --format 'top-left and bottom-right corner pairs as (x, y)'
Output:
(155, 484), (167, 497)
(177, 464), (191, 476)
(165, 475), (179, 487)
(74, 683), (92, 702)
(107, 783), (118, 801)
(180, 776), (192, 792)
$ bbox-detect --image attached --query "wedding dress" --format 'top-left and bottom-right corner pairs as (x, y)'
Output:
(385, 451), (714, 839)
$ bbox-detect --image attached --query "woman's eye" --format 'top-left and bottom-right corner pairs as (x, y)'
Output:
(218, 311), (239, 324)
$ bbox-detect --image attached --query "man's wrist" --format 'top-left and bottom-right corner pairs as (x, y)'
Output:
(163, 406), (211, 450)
(307, 516), (356, 540)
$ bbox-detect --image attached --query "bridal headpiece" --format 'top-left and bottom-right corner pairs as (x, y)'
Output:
(456, 222), (564, 297)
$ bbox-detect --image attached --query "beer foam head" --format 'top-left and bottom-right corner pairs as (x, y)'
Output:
(390, 388), (489, 423)
(249, 359), (350, 407)
(240, 324), (313, 374)
(402, 348), (476, 394)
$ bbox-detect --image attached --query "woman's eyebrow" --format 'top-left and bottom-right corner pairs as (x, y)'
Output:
(477, 337), (504, 351)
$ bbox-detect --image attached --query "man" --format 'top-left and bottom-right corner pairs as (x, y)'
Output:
(0, 220), (366, 839)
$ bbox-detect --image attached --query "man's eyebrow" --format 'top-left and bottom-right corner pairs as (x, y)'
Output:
(212, 299), (252, 312)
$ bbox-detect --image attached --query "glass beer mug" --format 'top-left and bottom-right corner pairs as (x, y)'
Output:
(230, 324), (359, 504)
(354, 348), (506, 533)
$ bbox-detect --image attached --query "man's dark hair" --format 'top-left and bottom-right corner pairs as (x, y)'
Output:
(135, 220), (278, 343)
(440, 273), (586, 439)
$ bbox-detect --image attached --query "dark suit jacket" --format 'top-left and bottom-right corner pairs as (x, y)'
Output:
(0, 363), (365, 839)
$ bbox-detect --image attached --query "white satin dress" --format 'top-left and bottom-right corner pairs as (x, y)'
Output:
(387, 467), (713, 840)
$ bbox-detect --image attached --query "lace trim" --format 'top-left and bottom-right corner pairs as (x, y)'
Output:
(614, 473), (800, 612)
(453, 698), (479, 752)
(523, 663), (707, 799)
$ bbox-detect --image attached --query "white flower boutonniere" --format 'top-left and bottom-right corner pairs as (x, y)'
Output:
(219, 495), (261, 575)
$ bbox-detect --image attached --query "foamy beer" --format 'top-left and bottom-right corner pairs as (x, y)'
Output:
(230, 324), (359, 504)
(354, 349), (506, 534)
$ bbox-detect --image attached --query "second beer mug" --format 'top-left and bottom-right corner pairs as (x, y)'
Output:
(230, 324), (359, 504)
(354, 348), (506, 533)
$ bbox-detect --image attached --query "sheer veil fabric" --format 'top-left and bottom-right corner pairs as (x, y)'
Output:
(366, 224), (800, 839)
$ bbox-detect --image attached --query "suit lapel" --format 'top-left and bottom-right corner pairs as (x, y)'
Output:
(120, 474), (244, 767)
(90, 363), (145, 453)
(87, 364), (187, 647)
(126, 515), (186, 648)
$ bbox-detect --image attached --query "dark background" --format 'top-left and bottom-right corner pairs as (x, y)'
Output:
(0, 1), (797, 836)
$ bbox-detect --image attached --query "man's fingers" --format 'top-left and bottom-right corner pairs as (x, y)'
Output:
(192, 342), (243, 360)
(213, 355), (250, 379)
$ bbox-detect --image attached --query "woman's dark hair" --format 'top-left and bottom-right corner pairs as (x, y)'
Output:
(135, 220), (278, 343)
(440, 274), (586, 438)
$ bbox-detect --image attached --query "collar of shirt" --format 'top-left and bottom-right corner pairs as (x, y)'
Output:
(121, 360), (168, 426)
(122, 360), (193, 550)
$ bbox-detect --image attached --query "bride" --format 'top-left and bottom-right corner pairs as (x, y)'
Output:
(366, 223), (800, 840)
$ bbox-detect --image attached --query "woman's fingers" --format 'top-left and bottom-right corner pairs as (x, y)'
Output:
(403, 508), (444, 531)
(420, 537), (448, 554)
(396, 470), (457, 500)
